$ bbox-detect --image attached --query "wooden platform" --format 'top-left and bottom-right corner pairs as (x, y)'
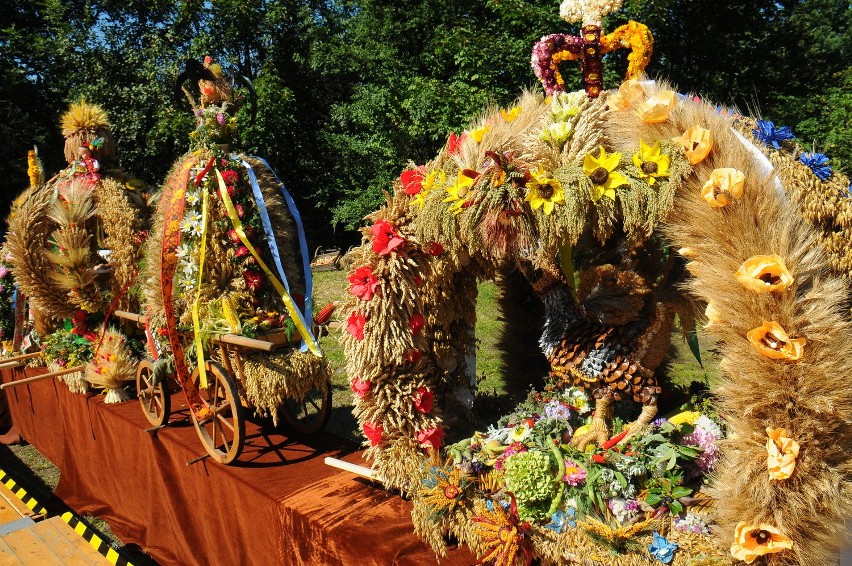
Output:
(0, 515), (111, 565)
(0, 470), (114, 565)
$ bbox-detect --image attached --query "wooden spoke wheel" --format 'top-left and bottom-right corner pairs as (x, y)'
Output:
(191, 362), (245, 465)
(281, 380), (332, 434)
(136, 359), (170, 427)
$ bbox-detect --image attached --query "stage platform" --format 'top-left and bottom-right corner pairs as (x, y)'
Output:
(0, 366), (472, 565)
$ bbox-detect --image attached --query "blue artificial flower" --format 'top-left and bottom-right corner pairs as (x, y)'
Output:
(648, 531), (678, 564)
(753, 119), (795, 149)
(544, 507), (576, 533)
(799, 152), (833, 181)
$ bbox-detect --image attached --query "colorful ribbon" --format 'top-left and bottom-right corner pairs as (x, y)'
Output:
(215, 170), (321, 356)
(248, 157), (315, 334)
(191, 185), (211, 388)
(239, 158), (317, 354)
(160, 159), (205, 412)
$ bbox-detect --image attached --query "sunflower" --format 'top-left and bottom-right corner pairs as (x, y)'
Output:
(583, 146), (628, 202)
(524, 168), (565, 214)
(632, 141), (670, 186)
(443, 171), (477, 213)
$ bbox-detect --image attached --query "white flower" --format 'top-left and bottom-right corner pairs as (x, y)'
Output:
(185, 190), (201, 207)
(180, 211), (204, 238)
(509, 423), (531, 442)
(560, 0), (623, 26)
(695, 415), (723, 439)
(175, 243), (192, 259)
(181, 258), (198, 279)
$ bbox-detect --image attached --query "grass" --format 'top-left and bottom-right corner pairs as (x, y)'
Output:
(0, 266), (718, 560)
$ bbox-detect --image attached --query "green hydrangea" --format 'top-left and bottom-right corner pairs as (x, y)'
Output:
(503, 450), (558, 521)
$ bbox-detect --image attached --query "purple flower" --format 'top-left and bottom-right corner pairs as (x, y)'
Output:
(0, 265), (7, 278)
(651, 417), (669, 428)
(753, 119), (795, 149)
(799, 152), (833, 181)
(683, 423), (721, 476)
(217, 113), (226, 126)
(545, 399), (572, 420)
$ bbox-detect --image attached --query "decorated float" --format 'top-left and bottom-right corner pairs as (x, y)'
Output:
(4, 101), (150, 402)
(129, 58), (333, 464)
(339, 0), (852, 564)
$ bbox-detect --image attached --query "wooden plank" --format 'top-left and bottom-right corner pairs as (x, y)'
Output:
(0, 537), (25, 566)
(0, 527), (65, 566)
(30, 518), (103, 565)
(0, 501), (24, 524)
(0, 484), (34, 519)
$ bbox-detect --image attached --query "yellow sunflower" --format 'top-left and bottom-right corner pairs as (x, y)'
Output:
(583, 146), (628, 202)
(443, 171), (476, 213)
(411, 169), (446, 208)
(525, 168), (565, 214)
(632, 140), (670, 185)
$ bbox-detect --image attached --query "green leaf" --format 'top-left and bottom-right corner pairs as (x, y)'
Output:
(672, 486), (693, 498)
(687, 325), (703, 368)
(645, 493), (662, 506)
(669, 500), (683, 515)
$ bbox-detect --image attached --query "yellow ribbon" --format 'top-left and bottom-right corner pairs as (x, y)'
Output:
(215, 170), (321, 356)
(191, 184), (211, 388)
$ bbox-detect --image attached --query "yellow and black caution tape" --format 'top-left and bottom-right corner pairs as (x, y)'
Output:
(62, 512), (134, 566)
(0, 467), (46, 516)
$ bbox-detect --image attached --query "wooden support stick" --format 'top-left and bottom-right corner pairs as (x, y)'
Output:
(114, 310), (145, 324)
(0, 366), (85, 390)
(214, 334), (274, 352)
(0, 352), (41, 369)
(0, 352), (42, 368)
(324, 457), (383, 482)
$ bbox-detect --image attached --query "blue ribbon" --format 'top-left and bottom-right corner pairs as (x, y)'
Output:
(239, 157), (317, 353)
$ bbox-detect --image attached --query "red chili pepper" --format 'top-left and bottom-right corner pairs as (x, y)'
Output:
(592, 454), (607, 464)
(601, 428), (631, 450)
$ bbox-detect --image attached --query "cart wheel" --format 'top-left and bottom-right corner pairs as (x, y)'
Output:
(281, 380), (332, 434)
(136, 359), (170, 427)
(191, 362), (245, 465)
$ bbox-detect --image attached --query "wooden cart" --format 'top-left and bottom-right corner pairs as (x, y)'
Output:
(115, 310), (331, 465)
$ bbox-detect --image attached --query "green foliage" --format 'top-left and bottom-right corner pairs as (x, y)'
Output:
(41, 327), (94, 368)
(0, 0), (850, 239)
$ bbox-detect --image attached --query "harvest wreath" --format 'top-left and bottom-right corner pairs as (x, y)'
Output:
(340, 1), (852, 564)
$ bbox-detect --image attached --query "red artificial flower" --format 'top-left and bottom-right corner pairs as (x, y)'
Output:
(243, 270), (262, 291)
(226, 184), (235, 197)
(235, 203), (244, 218)
(351, 377), (371, 399)
(346, 312), (367, 341)
(412, 387), (433, 414)
(348, 266), (381, 301)
(228, 229), (241, 244)
(405, 349), (422, 364)
(371, 219), (405, 256)
(235, 245), (250, 258)
(446, 132), (466, 156)
(400, 167), (426, 196)
(408, 313), (425, 335)
(417, 427), (445, 451)
(220, 169), (239, 186)
(363, 421), (384, 446)
(426, 242), (444, 256)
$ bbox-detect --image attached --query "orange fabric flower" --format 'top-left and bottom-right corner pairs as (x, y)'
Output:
(607, 79), (647, 111)
(701, 168), (745, 207)
(673, 126), (713, 164)
(730, 522), (793, 563)
(766, 427), (800, 480)
(735, 255), (794, 293)
(747, 321), (805, 361)
(636, 90), (677, 124)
